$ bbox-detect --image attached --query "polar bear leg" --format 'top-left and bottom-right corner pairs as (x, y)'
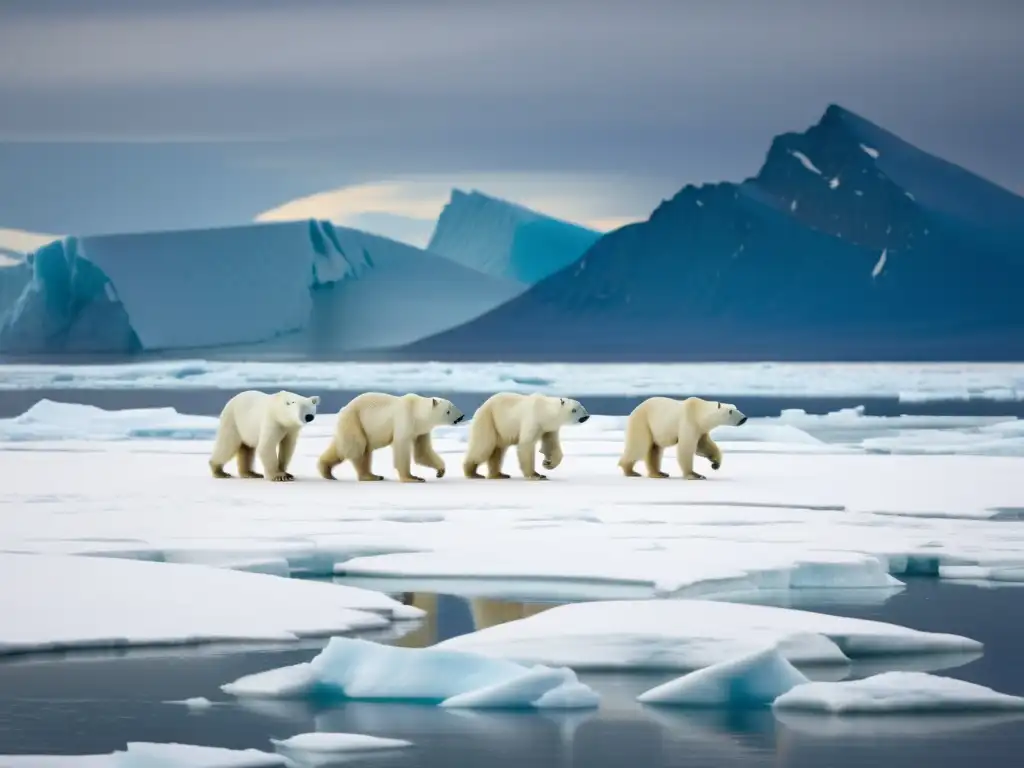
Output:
(209, 416), (242, 478)
(354, 448), (384, 481)
(258, 423), (290, 482)
(463, 421), (495, 479)
(618, 416), (650, 478)
(394, 437), (425, 483)
(540, 430), (563, 471)
(237, 444), (263, 479)
(516, 430), (546, 480)
(486, 445), (509, 479)
(414, 433), (445, 478)
(676, 426), (704, 480)
(697, 433), (722, 470)
(278, 431), (298, 480)
(645, 443), (669, 479)
(318, 441), (342, 480)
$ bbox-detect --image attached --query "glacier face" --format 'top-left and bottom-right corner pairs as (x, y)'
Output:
(0, 220), (522, 357)
(404, 105), (1024, 362)
(427, 189), (602, 285)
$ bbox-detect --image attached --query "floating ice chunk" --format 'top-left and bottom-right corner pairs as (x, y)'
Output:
(0, 399), (217, 441)
(773, 671), (1024, 713)
(270, 732), (412, 754)
(0, 742), (286, 767)
(166, 696), (217, 710)
(829, 177), (841, 190)
(441, 665), (599, 709)
(222, 636), (597, 710)
(860, 143), (880, 159)
(871, 248), (887, 278)
(636, 646), (809, 707)
(0, 553), (420, 657)
(436, 600), (980, 670)
(789, 150), (822, 175)
(940, 564), (1024, 582)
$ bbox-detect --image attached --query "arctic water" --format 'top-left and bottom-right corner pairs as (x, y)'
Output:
(0, 580), (1021, 768)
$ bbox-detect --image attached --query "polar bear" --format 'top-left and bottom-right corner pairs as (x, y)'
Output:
(209, 390), (320, 482)
(317, 392), (464, 483)
(618, 396), (747, 480)
(462, 392), (589, 481)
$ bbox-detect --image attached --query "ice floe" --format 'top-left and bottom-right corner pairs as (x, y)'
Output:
(0, 742), (286, 767)
(635, 646), (810, 707)
(773, 671), (1024, 713)
(435, 600), (981, 669)
(269, 731), (413, 756)
(222, 637), (598, 710)
(0, 553), (421, 657)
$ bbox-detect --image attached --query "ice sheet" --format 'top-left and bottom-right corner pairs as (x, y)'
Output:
(773, 671), (1024, 713)
(636, 646), (809, 707)
(1, 361), (1023, 401)
(435, 600), (981, 670)
(2, 405), (1023, 607)
(0, 742), (285, 767)
(0, 553), (421, 657)
(223, 637), (598, 709)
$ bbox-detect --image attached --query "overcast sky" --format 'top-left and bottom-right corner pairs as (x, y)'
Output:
(0, 0), (1021, 234)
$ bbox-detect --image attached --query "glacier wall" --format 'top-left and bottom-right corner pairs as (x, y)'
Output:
(0, 220), (522, 357)
(427, 189), (602, 285)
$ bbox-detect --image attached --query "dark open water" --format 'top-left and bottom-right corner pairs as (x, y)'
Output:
(0, 578), (1022, 767)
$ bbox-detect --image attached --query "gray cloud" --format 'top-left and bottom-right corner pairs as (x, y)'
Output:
(0, 0), (1022, 233)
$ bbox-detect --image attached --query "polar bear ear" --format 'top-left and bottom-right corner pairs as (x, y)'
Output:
(432, 398), (439, 407)
(717, 402), (721, 409)
(560, 398), (565, 405)
(310, 395), (320, 405)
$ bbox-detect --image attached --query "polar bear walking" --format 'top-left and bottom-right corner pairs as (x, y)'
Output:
(318, 392), (464, 482)
(209, 390), (320, 481)
(463, 392), (589, 481)
(618, 396), (747, 480)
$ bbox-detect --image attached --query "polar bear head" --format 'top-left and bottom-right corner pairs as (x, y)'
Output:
(420, 396), (465, 427)
(554, 396), (590, 426)
(705, 400), (747, 430)
(273, 391), (321, 427)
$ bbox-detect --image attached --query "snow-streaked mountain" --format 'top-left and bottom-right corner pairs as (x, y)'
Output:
(402, 105), (1024, 362)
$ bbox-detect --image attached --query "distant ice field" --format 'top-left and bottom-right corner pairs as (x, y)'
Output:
(0, 361), (1023, 402)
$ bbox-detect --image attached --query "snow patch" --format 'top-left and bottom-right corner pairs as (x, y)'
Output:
(860, 144), (881, 159)
(789, 151), (822, 175)
(872, 248), (888, 278)
(829, 177), (841, 190)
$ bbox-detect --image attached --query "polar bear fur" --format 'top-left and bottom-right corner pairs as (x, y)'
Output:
(618, 396), (747, 480)
(209, 390), (320, 482)
(463, 392), (589, 481)
(317, 392), (465, 483)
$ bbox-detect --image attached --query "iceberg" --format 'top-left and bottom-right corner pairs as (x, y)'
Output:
(435, 600), (982, 670)
(636, 646), (810, 707)
(0, 553), (422, 657)
(772, 671), (1024, 713)
(0, 220), (521, 357)
(402, 104), (1024, 362)
(427, 189), (602, 284)
(222, 636), (598, 710)
(0, 742), (286, 767)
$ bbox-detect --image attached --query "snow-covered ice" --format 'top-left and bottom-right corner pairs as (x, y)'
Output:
(2, 361), (1024, 402)
(269, 731), (412, 754)
(0, 742), (286, 767)
(789, 150), (823, 175)
(635, 646), (810, 707)
(773, 671), (1024, 713)
(435, 600), (981, 670)
(222, 637), (598, 709)
(0, 553), (420, 657)
(860, 143), (881, 159)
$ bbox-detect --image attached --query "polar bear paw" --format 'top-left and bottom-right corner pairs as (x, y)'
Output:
(269, 471), (294, 482)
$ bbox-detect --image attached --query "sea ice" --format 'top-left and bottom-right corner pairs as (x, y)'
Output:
(269, 732), (413, 753)
(0, 742), (286, 767)
(635, 646), (810, 707)
(0, 553), (421, 657)
(222, 636), (598, 710)
(1, 361), (1022, 402)
(0, 399), (217, 441)
(435, 600), (980, 670)
(773, 671), (1024, 713)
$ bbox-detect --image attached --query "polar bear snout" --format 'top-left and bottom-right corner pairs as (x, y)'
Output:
(304, 413), (315, 423)
(454, 414), (465, 424)
(736, 416), (747, 425)
(578, 414), (590, 423)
